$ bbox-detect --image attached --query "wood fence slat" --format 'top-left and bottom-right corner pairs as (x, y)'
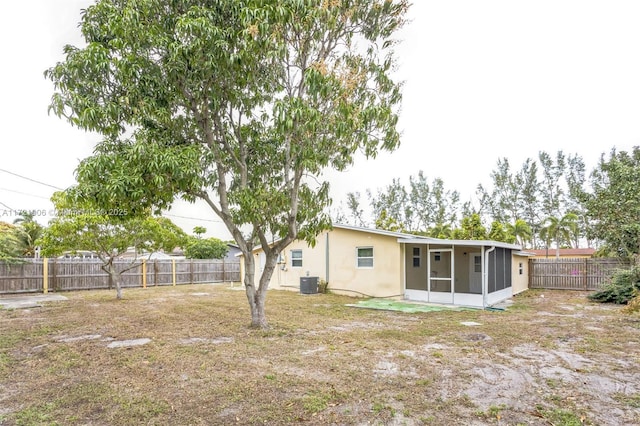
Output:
(0, 258), (240, 294)
(528, 257), (631, 291)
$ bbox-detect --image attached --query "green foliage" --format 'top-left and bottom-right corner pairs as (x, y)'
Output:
(588, 266), (640, 304)
(0, 221), (21, 262)
(429, 223), (452, 239)
(374, 209), (405, 232)
(583, 147), (640, 257)
(367, 171), (461, 233)
(39, 192), (186, 261)
(37, 191), (186, 298)
(507, 219), (533, 248)
(9, 212), (44, 258)
(184, 237), (228, 259)
(488, 221), (511, 243)
(345, 192), (366, 227)
(192, 226), (206, 238)
(538, 151), (566, 220)
(453, 214), (487, 240)
(539, 212), (579, 256)
(46, 0), (408, 326)
(534, 405), (585, 426)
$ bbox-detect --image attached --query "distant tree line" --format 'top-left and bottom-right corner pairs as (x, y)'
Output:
(333, 147), (640, 259)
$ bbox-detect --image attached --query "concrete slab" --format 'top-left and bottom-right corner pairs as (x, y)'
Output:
(0, 294), (68, 309)
(107, 338), (151, 348)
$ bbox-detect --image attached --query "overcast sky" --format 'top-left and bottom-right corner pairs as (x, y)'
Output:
(1, 1), (639, 238)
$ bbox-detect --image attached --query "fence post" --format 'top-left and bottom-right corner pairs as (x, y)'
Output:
(43, 258), (48, 294)
(222, 259), (226, 282)
(153, 260), (158, 287)
(190, 259), (194, 284)
(142, 259), (147, 289)
(172, 259), (176, 286)
(583, 258), (588, 290)
(52, 258), (57, 292)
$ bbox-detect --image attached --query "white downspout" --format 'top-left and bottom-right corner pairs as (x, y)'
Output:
(483, 246), (496, 308)
(325, 232), (330, 284)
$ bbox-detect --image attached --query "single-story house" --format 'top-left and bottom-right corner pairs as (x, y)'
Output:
(241, 224), (530, 308)
(224, 243), (242, 263)
(528, 248), (595, 259)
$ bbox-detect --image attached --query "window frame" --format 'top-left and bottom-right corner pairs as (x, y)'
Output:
(291, 249), (303, 268)
(412, 247), (421, 268)
(356, 246), (374, 268)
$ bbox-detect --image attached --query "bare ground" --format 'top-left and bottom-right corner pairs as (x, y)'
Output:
(0, 285), (639, 425)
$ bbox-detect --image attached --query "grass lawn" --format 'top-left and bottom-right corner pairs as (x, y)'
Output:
(1, 284), (639, 425)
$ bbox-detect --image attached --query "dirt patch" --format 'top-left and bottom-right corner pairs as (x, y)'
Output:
(0, 286), (639, 425)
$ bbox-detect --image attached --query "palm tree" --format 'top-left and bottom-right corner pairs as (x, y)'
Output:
(13, 212), (44, 258)
(539, 213), (579, 258)
(429, 223), (452, 239)
(507, 219), (533, 248)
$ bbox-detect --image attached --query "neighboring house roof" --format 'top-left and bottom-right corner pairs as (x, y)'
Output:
(528, 248), (596, 257)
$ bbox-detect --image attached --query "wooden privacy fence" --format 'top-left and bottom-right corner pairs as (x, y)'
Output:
(0, 258), (240, 294)
(529, 257), (632, 291)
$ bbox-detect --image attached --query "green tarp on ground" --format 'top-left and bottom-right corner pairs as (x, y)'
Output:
(346, 299), (472, 313)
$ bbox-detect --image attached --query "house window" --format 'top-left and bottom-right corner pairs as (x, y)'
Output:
(291, 250), (302, 268)
(357, 247), (374, 268)
(412, 247), (421, 267)
(474, 255), (482, 273)
(519, 262), (524, 275)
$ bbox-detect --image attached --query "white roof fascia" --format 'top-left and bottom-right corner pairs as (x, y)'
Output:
(332, 223), (420, 239)
(397, 237), (521, 251)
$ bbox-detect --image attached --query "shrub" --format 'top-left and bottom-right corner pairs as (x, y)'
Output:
(588, 266), (640, 304)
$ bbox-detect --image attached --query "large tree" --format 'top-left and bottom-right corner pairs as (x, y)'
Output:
(47, 0), (408, 327)
(38, 192), (187, 299)
(583, 147), (640, 258)
(408, 172), (459, 232)
(368, 178), (411, 231)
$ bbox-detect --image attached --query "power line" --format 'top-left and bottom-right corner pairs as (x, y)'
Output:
(0, 168), (65, 191)
(0, 169), (223, 225)
(163, 213), (223, 223)
(0, 187), (51, 200)
(0, 201), (14, 210)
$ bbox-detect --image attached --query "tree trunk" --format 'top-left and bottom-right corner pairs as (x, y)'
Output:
(108, 264), (123, 300)
(243, 251), (278, 329)
(248, 287), (268, 329)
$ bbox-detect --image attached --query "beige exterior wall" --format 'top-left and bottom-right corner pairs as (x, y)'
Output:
(512, 254), (529, 294)
(241, 227), (405, 298)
